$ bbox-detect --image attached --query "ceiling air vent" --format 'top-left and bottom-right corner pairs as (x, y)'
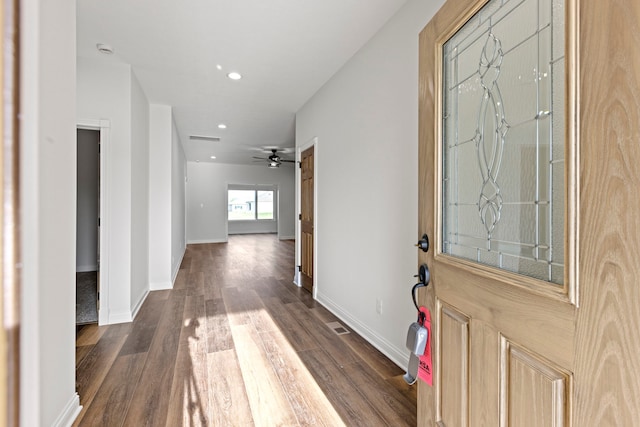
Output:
(189, 135), (221, 142)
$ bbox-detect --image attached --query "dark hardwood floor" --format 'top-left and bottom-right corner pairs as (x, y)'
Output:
(74, 234), (417, 426)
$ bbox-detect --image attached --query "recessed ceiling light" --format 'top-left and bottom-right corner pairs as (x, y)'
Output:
(227, 72), (242, 80)
(96, 43), (114, 54)
(210, 156), (216, 159)
(218, 124), (227, 129)
(216, 64), (222, 70)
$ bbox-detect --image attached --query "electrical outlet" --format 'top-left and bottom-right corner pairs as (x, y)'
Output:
(376, 298), (383, 315)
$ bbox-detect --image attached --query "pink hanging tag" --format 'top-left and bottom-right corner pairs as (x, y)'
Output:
(417, 306), (433, 386)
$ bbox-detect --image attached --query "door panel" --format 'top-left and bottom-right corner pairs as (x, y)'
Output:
(435, 260), (576, 367)
(501, 339), (570, 427)
(437, 302), (469, 426)
(418, 0), (577, 425)
(300, 146), (314, 293)
(468, 321), (499, 426)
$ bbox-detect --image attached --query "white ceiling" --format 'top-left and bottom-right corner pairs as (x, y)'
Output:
(77, 0), (409, 165)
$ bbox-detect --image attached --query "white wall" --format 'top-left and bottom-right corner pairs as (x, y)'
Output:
(229, 217), (278, 235)
(21, 0), (80, 424)
(21, 3), (185, 423)
(187, 163), (295, 243)
(77, 56), (186, 319)
(295, 0), (445, 367)
(130, 72), (150, 311)
(148, 104), (187, 290)
(77, 57), (133, 322)
(77, 59), (157, 322)
(171, 118), (187, 279)
(149, 105), (172, 289)
(76, 129), (100, 271)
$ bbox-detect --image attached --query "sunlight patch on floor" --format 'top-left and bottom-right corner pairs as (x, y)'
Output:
(231, 308), (346, 426)
(179, 308), (346, 426)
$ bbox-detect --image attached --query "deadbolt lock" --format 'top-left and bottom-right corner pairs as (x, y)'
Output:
(415, 234), (429, 252)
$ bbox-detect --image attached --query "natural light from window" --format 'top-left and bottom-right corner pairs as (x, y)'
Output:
(228, 189), (274, 221)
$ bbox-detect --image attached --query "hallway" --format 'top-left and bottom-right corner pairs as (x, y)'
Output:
(74, 234), (416, 426)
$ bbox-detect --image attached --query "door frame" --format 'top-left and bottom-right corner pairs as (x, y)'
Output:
(77, 119), (110, 325)
(295, 137), (318, 298)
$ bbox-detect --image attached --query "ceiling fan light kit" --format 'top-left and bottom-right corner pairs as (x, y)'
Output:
(253, 148), (295, 168)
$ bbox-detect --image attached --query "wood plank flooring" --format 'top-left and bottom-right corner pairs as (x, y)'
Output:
(74, 234), (416, 426)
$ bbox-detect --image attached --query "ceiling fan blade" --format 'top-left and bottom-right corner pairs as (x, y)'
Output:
(279, 159), (295, 163)
(252, 156), (268, 160)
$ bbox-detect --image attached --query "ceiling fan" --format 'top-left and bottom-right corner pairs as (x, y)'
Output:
(252, 149), (295, 168)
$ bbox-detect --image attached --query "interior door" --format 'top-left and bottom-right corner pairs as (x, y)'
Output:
(300, 146), (314, 293)
(417, 0), (640, 424)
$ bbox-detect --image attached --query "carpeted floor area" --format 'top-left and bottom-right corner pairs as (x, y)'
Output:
(76, 271), (98, 325)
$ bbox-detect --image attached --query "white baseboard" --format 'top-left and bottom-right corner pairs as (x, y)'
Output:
(131, 289), (149, 320)
(171, 247), (186, 284)
(293, 269), (301, 287)
(149, 247), (186, 292)
(52, 392), (82, 427)
(316, 293), (409, 369)
(228, 230), (277, 236)
(279, 235), (295, 240)
(108, 310), (133, 324)
(76, 264), (98, 272)
(106, 288), (149, 324)
(187, 238), (228, 244)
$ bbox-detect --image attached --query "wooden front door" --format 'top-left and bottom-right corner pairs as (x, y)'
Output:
(417, 0), (640, 425)
(300, 146), (314, 293)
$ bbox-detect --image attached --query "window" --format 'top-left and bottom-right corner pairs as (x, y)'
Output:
(441, 0), (565, 284)
(256, 191), (274, 219)
(228, 187), (275, 221)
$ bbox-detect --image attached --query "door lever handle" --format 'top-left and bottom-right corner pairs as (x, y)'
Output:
(415, 234), (429, 252)
(412, 264), (430, 311)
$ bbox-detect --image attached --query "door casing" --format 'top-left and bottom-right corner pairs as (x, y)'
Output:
(77, 119), (110, 325)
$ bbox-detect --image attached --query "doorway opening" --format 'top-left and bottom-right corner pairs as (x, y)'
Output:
(76, 128), (100, 325)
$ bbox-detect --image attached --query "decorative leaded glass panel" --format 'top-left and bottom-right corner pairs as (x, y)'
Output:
(442, 0), (565, 284)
